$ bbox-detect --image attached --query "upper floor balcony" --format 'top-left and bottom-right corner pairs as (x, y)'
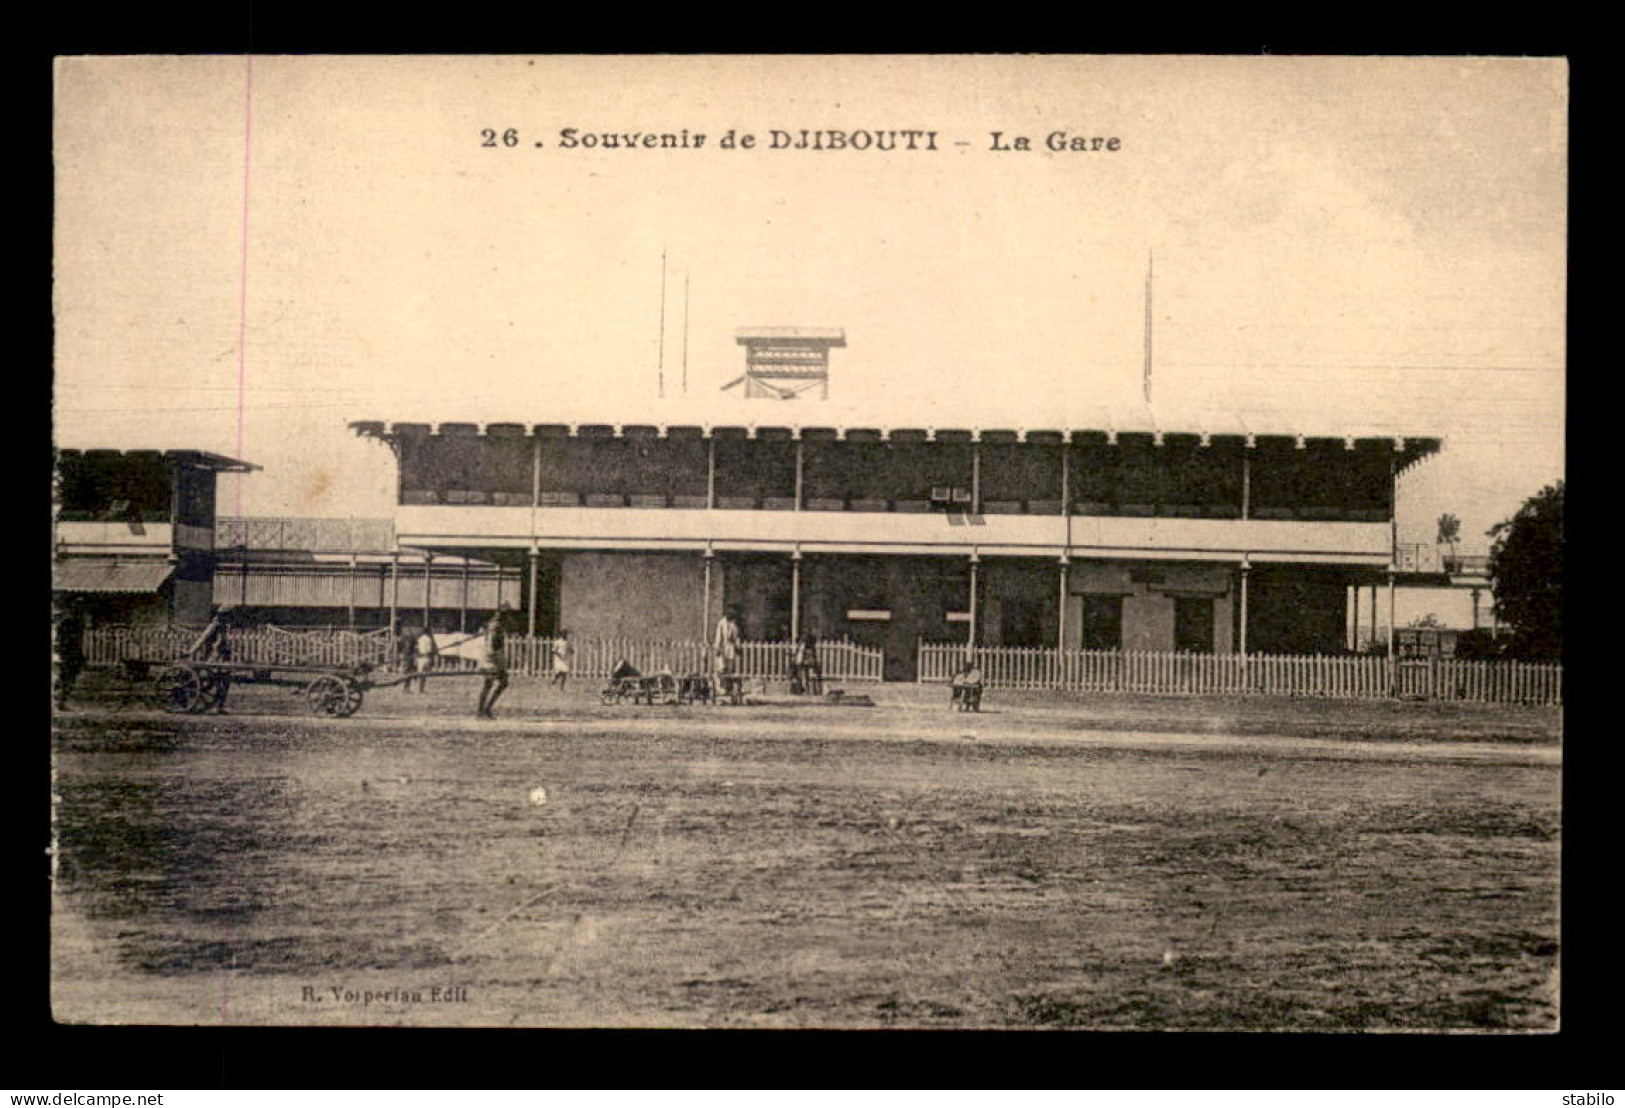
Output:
(215, 516), (396, 553)
(355, 414), (1438, 565)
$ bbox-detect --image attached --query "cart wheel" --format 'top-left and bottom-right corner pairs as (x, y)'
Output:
(600, 688), (617, 705)
(154, 664), (206, 714)
(307, 675), (363, 718)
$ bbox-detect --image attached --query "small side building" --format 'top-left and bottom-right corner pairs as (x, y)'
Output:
(52, 448), (258, 626)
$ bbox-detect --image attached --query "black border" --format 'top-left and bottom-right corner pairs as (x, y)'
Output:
(35, 28), (1596, 1092)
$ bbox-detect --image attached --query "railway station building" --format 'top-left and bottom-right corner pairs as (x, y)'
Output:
(350, 399), (1442, 681)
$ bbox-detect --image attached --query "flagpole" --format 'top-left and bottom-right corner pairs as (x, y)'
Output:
(657, 247), (667, 398)
(1143, 250), (1154, 405)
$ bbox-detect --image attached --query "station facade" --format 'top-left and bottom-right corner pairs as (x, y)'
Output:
(351, 409), (1441, 681)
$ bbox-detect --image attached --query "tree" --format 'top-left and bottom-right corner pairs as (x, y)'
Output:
(1486, 481), (1563, 660)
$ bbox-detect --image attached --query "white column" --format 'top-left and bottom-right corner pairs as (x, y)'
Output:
(422, 554), (433, 628)
(790, 551), (802, 642)
(460, 558), (470, 632)
(706, 436), (717, 510)
(527, 549), (539, 637)
(702, 548), (714, 640)
(1386, 569), (1398, 697)
(1386, 571), (1397, 658)
(971, 438), (982, 515)
(794, 438), (804, 511)
(530, 431), (542, 537)
(1057, 558), (1070, 651)
(1061, 441), (1074, 553)
(1238, 561), (1251, 656)
(967, 553), (980, 651)
(389, 550), (400, 634)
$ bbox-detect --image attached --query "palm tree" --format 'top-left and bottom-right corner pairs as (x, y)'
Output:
(1436, 512), (1461, 572)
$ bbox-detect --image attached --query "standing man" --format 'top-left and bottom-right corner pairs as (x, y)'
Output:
(475, 602), (512, 719)
(54, 604), (85, 711)
(713, 606), (743, 702)
(395, 622), (420, 691)
(188, 605), (237, 714)
(413, 624), (438, 693)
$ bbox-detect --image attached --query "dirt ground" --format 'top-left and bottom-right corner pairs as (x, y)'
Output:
(51, 674), (1561, 1029)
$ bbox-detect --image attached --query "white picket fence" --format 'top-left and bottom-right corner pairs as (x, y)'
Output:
(85, 626), (885, 684)
(82, 626), (1558, 704)
(918, 642), (1562, 705)
(508, 636), (884, 682)
(1435, 657), (1564, 705)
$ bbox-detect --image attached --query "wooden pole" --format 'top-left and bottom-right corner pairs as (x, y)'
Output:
(1143, 250), (1154, 404)
(657, 247), (667, 399)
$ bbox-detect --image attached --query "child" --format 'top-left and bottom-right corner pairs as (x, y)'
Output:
(551, 629), (572, 691)
(791, 633), (823, 696)
(950, 655), (984, 712)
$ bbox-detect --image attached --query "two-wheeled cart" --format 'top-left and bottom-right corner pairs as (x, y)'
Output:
(143, 660), (491, 718)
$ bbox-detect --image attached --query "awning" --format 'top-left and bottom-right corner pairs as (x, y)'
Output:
(53, 559), (174, 594)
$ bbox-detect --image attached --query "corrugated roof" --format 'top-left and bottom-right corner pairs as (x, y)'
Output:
(52, 558), (175, 594)
(53, 448), (259, 472)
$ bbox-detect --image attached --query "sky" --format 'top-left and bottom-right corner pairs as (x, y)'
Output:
(53, 55), (1566, 554)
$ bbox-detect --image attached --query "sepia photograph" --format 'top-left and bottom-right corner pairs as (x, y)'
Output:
(51, 54), (1565, 1030)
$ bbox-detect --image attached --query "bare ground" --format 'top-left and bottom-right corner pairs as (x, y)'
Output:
(51, 676), (1560, 1030)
